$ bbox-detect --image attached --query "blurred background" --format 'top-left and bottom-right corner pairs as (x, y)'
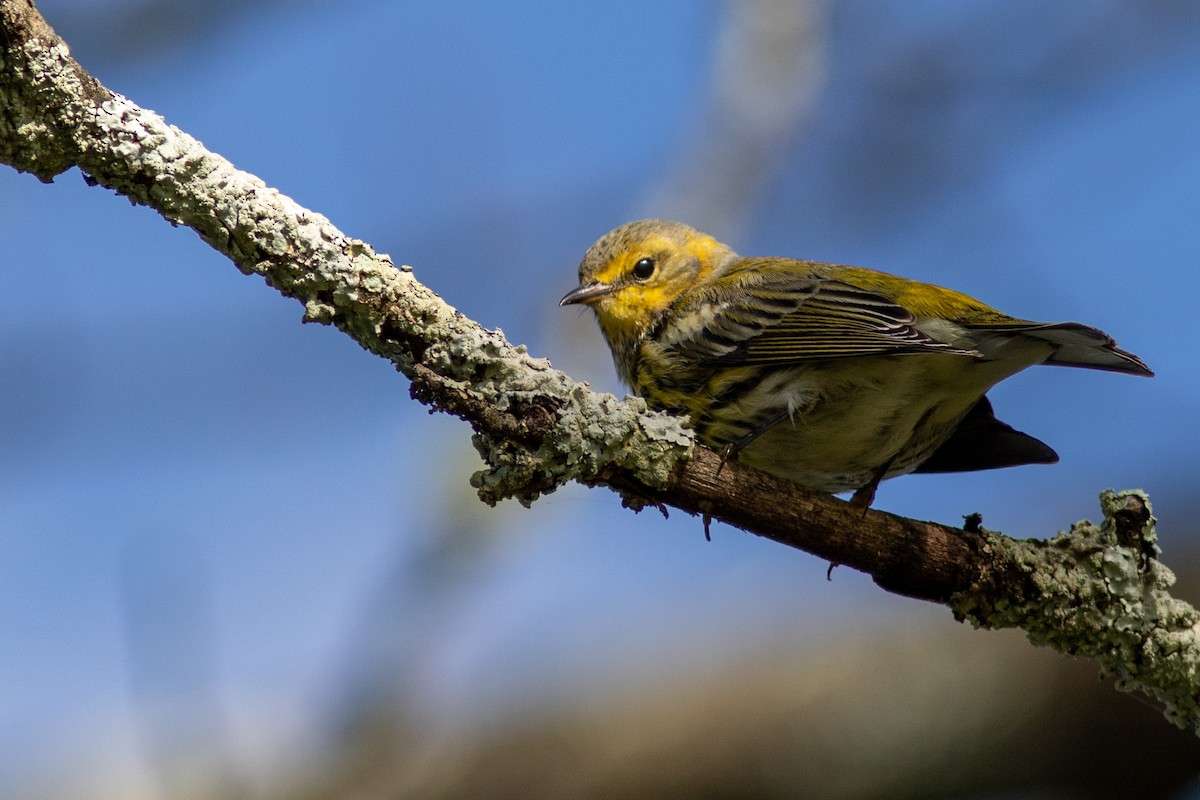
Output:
(2, 0), (1199, 797)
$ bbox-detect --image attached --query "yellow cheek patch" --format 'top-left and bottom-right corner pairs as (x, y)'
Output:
(684, 233), (724, 282)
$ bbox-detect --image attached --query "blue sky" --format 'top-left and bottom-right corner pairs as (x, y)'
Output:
(2, 1), (1198, 794)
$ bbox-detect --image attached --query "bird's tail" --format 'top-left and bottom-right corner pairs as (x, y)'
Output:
(973, 321), (1153, 377)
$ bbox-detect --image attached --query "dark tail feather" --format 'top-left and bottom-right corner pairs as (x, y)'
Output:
(971, 321), (1152, 376)
(1034, 322), (1152, 376)
(915, 396), (1059, 474)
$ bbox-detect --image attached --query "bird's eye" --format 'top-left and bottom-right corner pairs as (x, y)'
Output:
(632, 257), (656, 281)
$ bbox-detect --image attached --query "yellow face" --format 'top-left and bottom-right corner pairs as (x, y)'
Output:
(561, 220), (735, 346)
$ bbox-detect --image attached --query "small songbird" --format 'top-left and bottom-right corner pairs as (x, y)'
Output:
(561, 219), (1152, 505)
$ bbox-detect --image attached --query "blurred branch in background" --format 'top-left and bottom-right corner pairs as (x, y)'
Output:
(641, 0), (827, 240)
(327, 0), (829, 734)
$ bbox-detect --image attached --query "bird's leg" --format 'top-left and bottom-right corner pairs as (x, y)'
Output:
(849, 457), (896, 512)
(717, 409), (791, 474)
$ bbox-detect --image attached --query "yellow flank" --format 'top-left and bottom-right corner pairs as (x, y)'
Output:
(561, 219), (1152, 501)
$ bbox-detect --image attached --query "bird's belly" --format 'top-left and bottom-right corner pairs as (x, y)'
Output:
(738, 400), (963, 493)
(697, 357), (994, 493)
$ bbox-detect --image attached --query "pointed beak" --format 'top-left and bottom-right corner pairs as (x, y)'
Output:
(559, 282), (615, 306)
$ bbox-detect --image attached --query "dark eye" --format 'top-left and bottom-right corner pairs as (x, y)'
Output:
(632, 257), (656, 281)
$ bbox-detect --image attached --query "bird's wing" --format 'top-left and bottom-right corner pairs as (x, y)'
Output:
(666, 265), (980, 365)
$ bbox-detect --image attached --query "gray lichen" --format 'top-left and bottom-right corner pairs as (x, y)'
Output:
(470, 382), (694, 507)
(951, 490), (1200, 732)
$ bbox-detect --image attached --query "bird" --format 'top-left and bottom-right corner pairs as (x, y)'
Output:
(560, 219), (1152, 506)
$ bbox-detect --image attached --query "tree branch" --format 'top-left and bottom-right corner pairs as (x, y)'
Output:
(4, 0), (1197, 733)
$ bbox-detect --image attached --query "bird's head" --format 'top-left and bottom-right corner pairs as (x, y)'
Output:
(560, 219), (737, 349)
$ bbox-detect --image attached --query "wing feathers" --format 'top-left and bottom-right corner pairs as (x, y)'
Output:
(656, 265), (1149, 376)
(664, 274), (980, 366)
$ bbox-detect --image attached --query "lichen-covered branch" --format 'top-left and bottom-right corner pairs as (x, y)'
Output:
(1, 0), (692, 509)
(3, 0), (1198, 734)
(952, 491), (1200, 731)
